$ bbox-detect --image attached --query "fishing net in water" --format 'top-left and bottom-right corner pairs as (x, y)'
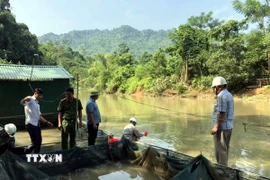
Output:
(20, 143), (110, 177)
(109, 136), (270, 180)
(110, 136), (179, 178)
(1, 130), (270, 180)
(170, 154), (223, 180)
(110, 137), (196, 179)
(0, 150), (53, 180)
(18, 131), (110, 177)
(0, 130), (110, 180)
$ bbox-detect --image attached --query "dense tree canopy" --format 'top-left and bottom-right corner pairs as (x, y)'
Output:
(1, 0), (270, 94)
(38, 25), (172, 57)
(0, 0), (39, 64)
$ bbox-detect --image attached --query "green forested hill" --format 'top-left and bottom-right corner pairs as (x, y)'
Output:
(3, 0), (270, 95)
(38, 25), (172, 57)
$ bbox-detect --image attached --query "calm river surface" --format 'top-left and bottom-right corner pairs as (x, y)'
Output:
(78, 91), (270, 178)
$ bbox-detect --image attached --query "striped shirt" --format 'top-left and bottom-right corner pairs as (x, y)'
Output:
(212, 89), (234, 130)
(86, 98), (101, 125)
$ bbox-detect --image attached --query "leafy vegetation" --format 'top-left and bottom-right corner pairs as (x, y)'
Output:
(2, 0), (270, 95)
(0, 0), (39, 64)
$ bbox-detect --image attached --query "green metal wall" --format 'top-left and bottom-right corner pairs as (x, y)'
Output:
(0, 79), (69, 117)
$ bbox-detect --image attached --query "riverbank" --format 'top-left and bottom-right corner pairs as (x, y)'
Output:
(130, 86), (270, 102)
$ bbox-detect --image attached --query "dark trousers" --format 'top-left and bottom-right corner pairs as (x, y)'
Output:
(87, 124), (99, 146)
(0, 143), (9, 155)
(0, 137), (20, 155)
(214, 129), (232, 166)
(8, 138), (15, 148)
(0, 143), (26, 155)
(25, 123), (42, 153)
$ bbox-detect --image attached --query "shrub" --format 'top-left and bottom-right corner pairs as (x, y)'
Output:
(191, 76), (214, 90)
(125, 77), (139, 94)
(176, 83), (188, 94)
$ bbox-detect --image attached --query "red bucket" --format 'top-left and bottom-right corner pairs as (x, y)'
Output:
(144, 131), (149, 136)
(109, 137), (119, 143)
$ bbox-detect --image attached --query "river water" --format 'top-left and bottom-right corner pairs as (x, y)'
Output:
(15, 91), (270, 178)
(56, 162), (168, 180)
(78, 91), (270, 178)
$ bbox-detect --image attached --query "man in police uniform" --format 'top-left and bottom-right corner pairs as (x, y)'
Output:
(57, 87), (83, 150)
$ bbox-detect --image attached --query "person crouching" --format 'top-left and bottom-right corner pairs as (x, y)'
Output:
(122, 117), (145, 141)
(0, 123), (16, 155)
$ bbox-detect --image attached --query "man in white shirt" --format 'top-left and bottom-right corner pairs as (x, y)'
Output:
(122, 117), (145, 141)
(20, 88), (53, 153)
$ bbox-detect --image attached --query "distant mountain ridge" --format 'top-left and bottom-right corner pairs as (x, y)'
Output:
(38, 25), (173, 57)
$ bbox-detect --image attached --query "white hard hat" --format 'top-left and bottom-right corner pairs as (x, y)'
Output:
(211, 76), (227, 88)
(4, 123), (17, 137)
(129, 117), (137, 123)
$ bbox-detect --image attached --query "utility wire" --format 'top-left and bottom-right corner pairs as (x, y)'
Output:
(28, 54), (65, 103)
(242, 122), (270, 132)
(118, 95), (209, 119)
(119, 95), (270, 131)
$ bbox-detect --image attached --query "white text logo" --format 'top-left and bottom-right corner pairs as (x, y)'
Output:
(26, 154), (62, 163)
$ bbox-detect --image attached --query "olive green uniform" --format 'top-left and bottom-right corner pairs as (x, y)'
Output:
(57, 98), (83, 150)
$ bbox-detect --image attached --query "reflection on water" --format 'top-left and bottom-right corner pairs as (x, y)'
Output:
(140, 136), (176, 151)
(77, 92), (270, 178)
(56, 162), (168, 180)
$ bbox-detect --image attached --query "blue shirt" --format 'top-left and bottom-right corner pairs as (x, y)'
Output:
(212, 89), (234, 130)
(86, 98), (101, 125)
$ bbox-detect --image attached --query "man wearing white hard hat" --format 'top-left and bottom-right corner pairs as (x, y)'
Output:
(122, 117), (147, 141)
(211, 76), (234, 166)
(0, 123), (17, 154)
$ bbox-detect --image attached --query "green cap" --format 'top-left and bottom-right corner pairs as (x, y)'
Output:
(90, 90), (100, 97)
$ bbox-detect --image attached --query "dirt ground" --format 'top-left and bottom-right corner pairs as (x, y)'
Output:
(130, 87), (270, 102)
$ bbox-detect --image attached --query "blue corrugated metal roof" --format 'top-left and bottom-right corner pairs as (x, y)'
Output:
(0, 64), (73, 80)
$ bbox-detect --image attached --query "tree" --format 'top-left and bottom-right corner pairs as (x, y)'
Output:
(168, 24), (209, 83)
(187, 11), (224, 30)
(140, 51), (152, 64)
(232, 0), (270, 72)
(0, 0), (10, 12)
(207, 20), (248, 90)
(232, 0), (270, 32)
(148, 48), (167, 78)
(118, 42), (130, 55)
(0, 3), (39, 64)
